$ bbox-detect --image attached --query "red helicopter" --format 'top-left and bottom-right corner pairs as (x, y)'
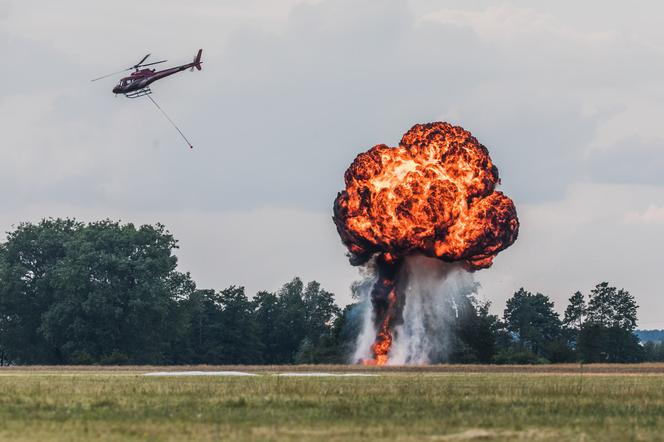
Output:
(92, 49), (203, 148)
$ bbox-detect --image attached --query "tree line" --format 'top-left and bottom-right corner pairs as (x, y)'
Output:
(0, 219), (655, 365)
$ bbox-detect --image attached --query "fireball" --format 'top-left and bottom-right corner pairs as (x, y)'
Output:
(333, 122), (519, 364)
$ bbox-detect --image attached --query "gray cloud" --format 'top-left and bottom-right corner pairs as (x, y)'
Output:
(1, 0), (663, 324)
(6, 0), (657, 211)
(0, 2), (8, 21)
(1, 32), (78, 97)
(448, 96), (606, 202)
(588, 137), (664, 186)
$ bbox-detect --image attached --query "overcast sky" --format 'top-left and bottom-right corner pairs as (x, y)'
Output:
(1, 0), (663, 327)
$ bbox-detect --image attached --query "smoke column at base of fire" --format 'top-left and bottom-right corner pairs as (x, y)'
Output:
(352, 256), (478, 365)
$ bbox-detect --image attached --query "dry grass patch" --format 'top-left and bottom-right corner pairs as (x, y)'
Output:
(0, 367), (662, 441)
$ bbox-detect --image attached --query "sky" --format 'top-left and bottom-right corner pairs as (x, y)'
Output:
(1, 0), (663, 326)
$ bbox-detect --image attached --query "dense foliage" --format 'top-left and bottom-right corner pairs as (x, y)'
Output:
(0, 219), (653, 365)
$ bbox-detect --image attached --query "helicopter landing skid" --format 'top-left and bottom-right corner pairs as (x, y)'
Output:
(125, 88), (152, 98)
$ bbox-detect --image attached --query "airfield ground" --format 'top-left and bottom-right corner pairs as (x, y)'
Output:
(1, 364), (663, 441)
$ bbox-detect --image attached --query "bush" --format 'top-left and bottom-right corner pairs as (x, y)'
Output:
(99, 351), (130, 365)
(69, 351), (94, 365)
(494, 348), (548, 364)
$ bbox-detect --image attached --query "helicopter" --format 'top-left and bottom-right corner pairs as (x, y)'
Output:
(93, 49), (203, 97)
(92, 49), (203, 148)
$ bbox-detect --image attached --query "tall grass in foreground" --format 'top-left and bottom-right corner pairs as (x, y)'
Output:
(0, 370), (662, 441)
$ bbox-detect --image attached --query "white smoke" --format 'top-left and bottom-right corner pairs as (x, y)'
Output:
(352, 255), (479, 365)
(351, 266), (378, 364)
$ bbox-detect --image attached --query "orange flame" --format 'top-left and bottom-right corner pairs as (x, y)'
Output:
(334, 122), (519, 365)
(334, 122), (518, 270)
(362, 289), (397, 366)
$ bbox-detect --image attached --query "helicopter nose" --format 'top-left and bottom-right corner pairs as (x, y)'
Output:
(112, 86), (120, 94)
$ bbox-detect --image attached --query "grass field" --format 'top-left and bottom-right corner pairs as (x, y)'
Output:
(1, 365), (663, 441)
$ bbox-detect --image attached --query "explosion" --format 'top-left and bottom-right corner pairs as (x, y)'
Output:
(333, 122), (519, 365)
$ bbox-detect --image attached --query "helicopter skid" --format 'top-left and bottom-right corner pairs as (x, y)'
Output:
(125, 87), (152, 98)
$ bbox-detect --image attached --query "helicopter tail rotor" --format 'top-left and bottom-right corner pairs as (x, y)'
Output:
(193, 49), (203, 71)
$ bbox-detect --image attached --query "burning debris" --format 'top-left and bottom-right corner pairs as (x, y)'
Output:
(333, 122), (519, 365)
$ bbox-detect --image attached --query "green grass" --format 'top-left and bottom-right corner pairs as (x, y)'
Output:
(0, 366), (663, 441)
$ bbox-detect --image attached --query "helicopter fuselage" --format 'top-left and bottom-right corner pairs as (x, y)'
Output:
(112, 63), (196, 95)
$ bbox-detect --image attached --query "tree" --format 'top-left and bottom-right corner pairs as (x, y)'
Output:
(253, 290), (281, 364)
(302, 281), (340, 345)
(503, 288), (562, 360)
(271, 278), (307, 363)
(563, 291), (586, 331)
(454, 300), (499, 363)
(643, 341), (664, 362)
(586, 282), (638, 331)
(0, 219), (195, 364)
(253, 278), (340, 364)
(295, 282), (341, 363)
(215, 286), (263, 364)
(0, 219), (80, 363)
(162, 272), (197, 363)
(177, 287), (263, 364)
(329, 302), (364, 363)
(578, 323), (643, 362)
(561, 291), (586, 356)
(179, 289), (220, 363)
(577, 282), (642, 363)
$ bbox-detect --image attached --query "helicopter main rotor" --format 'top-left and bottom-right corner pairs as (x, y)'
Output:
(91, 53), (167, 82)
